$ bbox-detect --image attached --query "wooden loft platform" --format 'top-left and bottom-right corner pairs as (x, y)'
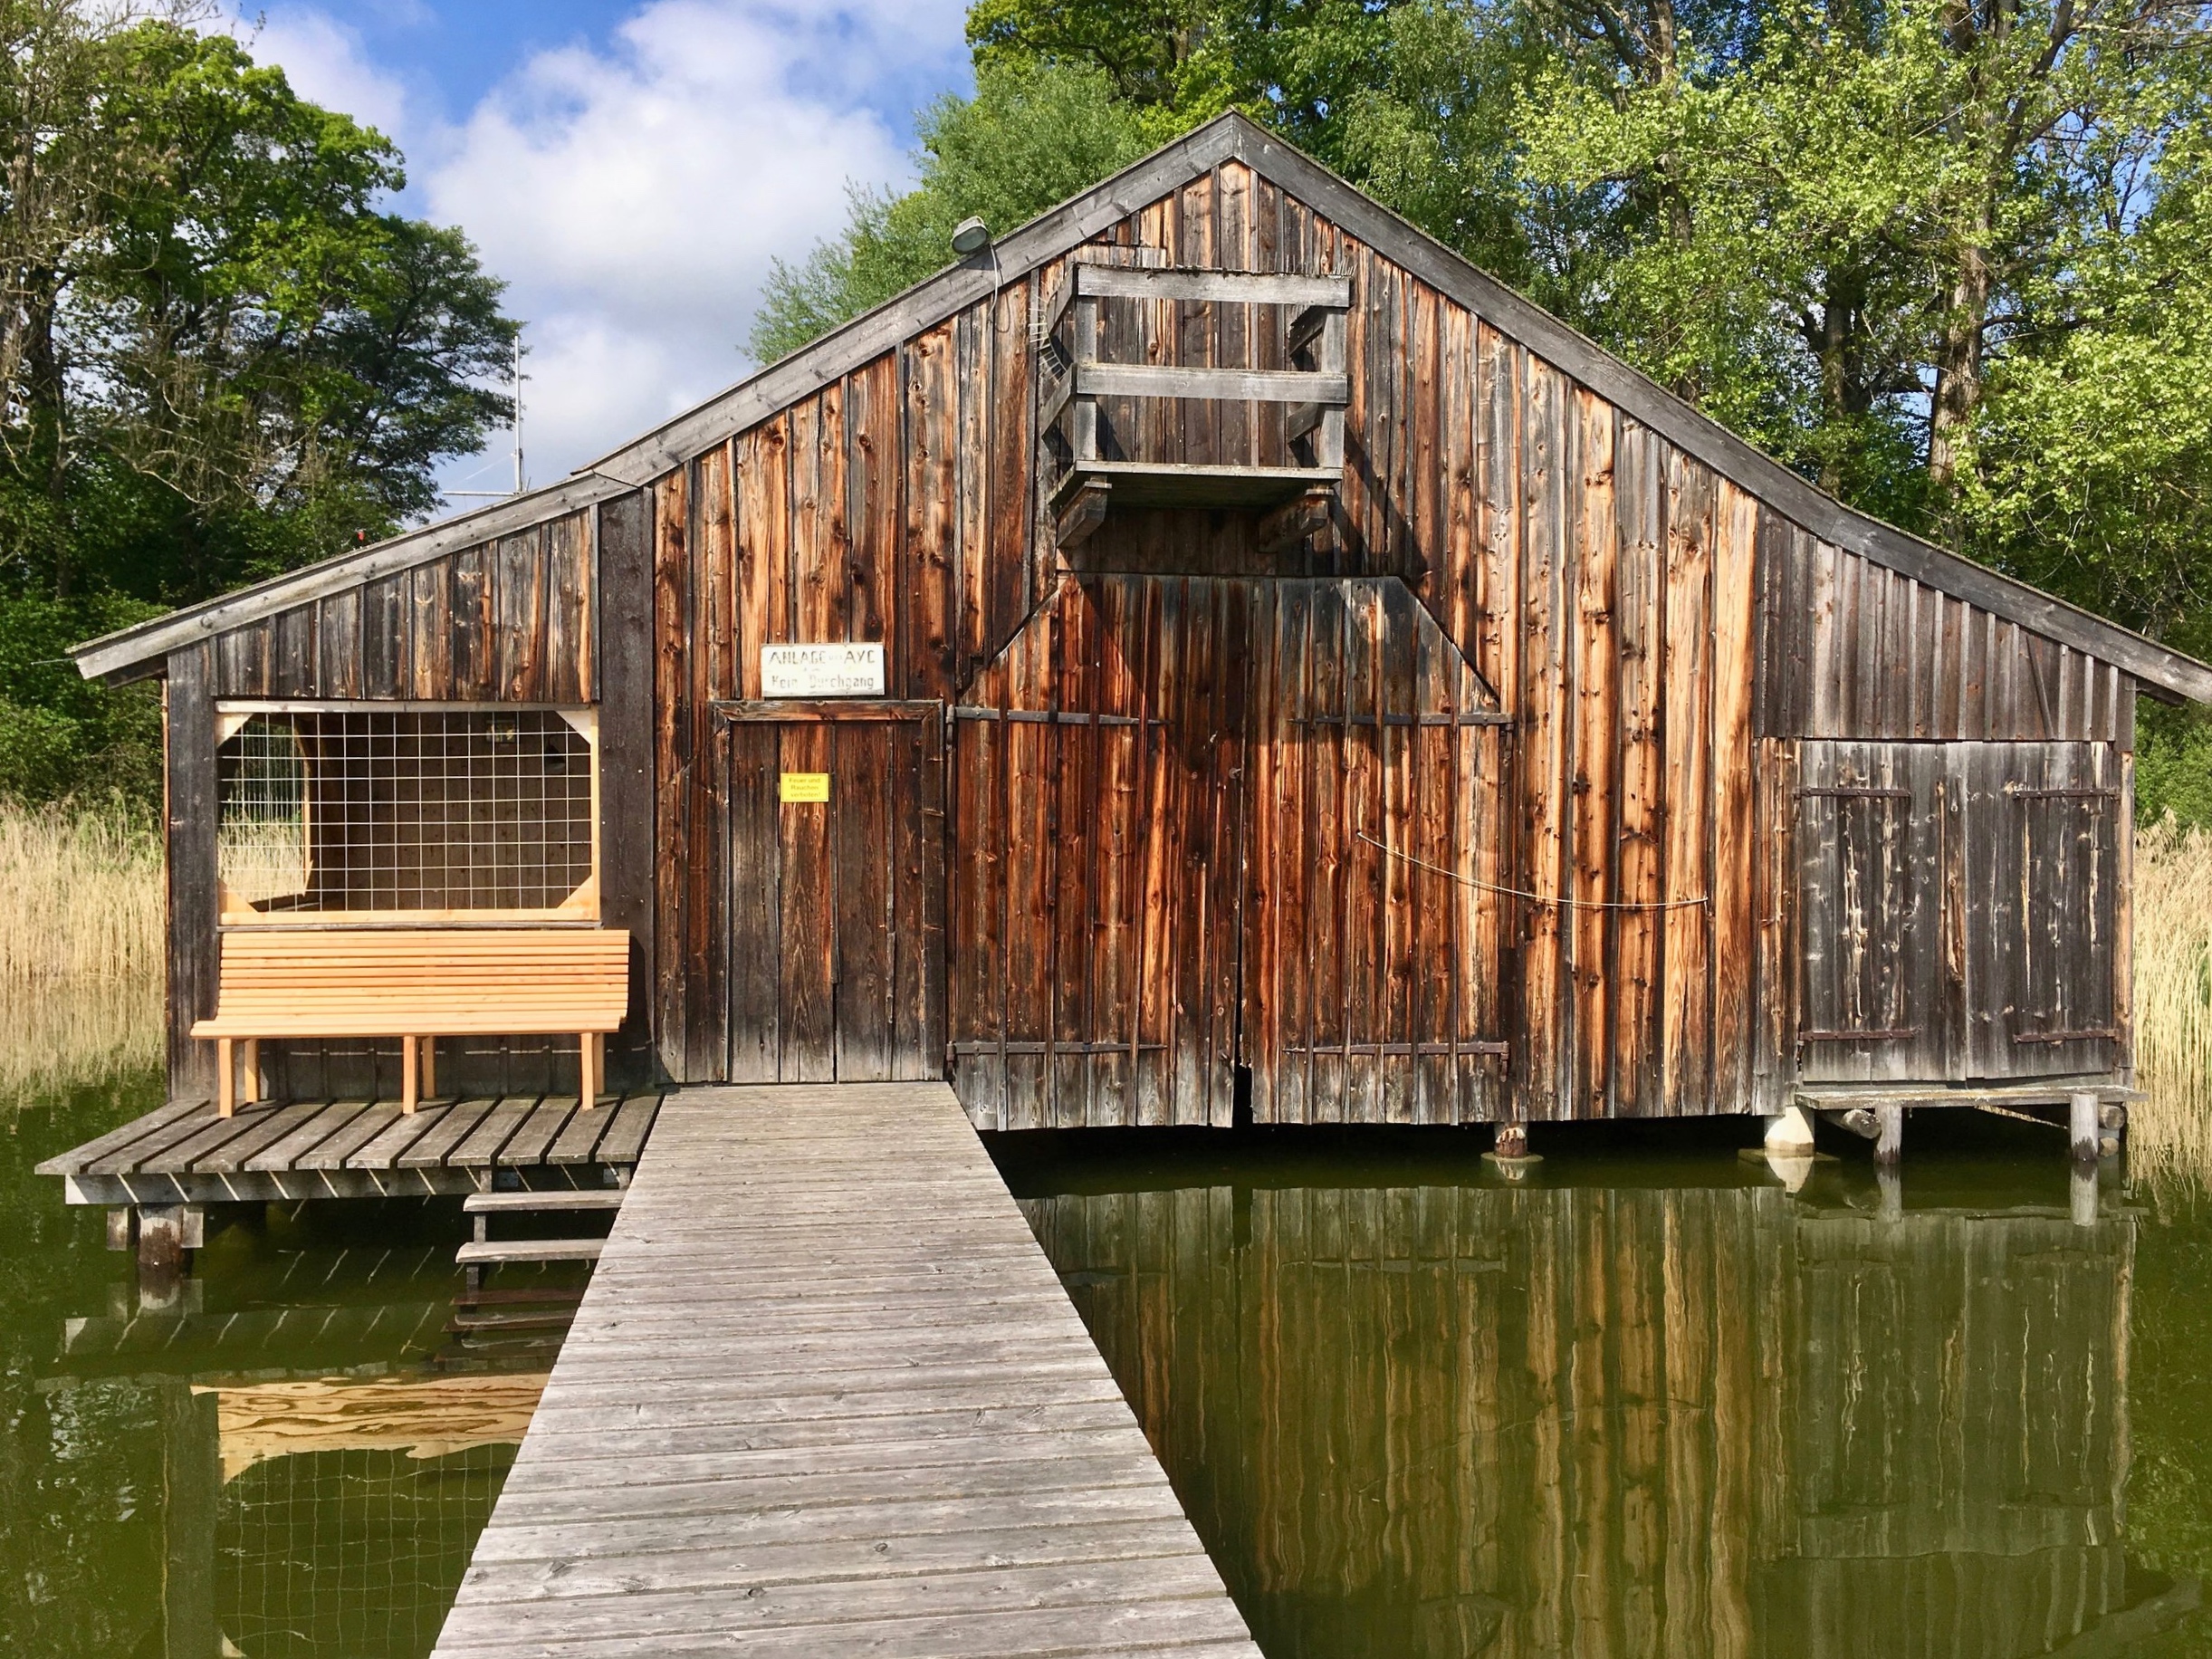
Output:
(1043, 264), (1349, 548)
(40, 1092), (662, 1210)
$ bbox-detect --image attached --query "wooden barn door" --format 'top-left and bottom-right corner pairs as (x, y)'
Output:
(1240, 580), (1509, 1125)
(1795, 740), (2125, 1084)
(724, 704), (944, 1084)
(1958, 742), (2125, 1079)
(1795, 743), (1954, 1083)
(951, 575), (1508, 1130)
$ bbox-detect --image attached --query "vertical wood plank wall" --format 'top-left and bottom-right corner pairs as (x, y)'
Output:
(169, 157), (2142, 1118)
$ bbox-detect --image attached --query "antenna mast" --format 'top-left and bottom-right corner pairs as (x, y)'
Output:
(446, 324), (530, 502)
(512, 331), (524, 494)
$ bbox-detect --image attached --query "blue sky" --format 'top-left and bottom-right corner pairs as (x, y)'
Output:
(232, 2), (974, 502)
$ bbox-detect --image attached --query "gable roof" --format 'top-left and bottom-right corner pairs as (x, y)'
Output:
(70, 111), (2212, 703)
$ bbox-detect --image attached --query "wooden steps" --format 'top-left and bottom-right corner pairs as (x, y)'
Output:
(455, 1239), (604, 1266)
(464, 1190), (625, 1213)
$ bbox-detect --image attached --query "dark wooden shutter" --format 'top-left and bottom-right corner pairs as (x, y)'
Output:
(1795, 743), (1950, 1082)
(1959, 742), (2123, 1078)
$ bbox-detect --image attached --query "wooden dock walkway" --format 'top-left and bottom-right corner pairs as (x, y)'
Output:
(432, 1083), (1260, 1659)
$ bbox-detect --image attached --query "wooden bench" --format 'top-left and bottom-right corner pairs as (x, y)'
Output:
(194, 928), (630, 1117)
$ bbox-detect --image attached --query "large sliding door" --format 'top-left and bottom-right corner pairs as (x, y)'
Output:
(724, 703), (944, 1083)
(950, 574), (1509, 1130)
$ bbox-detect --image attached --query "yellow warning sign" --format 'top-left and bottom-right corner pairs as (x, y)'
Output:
(780, 772), (830, 804)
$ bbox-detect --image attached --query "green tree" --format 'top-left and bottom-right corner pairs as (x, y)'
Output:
(749, 61), (1155, 364)
(0, 4), (516, 803)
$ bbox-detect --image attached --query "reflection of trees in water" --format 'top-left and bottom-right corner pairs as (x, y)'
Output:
(1022, 1184), (2161, 1659)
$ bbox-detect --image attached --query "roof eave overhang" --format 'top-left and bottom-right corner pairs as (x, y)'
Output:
(70, 111), (2212, 705)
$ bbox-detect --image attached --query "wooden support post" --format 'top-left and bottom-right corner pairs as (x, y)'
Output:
(106, 1207), (135, 1252)
(402, 1035), (419, 1115)
(1071, 291), (1099, 464)
(2069, 1089), (2100, 1163)
(2102, 1100), (2128, 1159)
(1873, 1104), (1903, 1166)
(421, 1036), (437, 1103)
(137, 1204), (203, 1307)
(579, 1031), (598, 1108)
(1495, 1123), (1528, 1159)
(215, 1038), (235, 1118)
(241, 1038), (259, 1106)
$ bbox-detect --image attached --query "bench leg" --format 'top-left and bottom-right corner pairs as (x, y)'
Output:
(579, 1032), (597, 1108)
(421, 1037), (436, 1103)
(402, 1036), (419, 1116)
(242, 1038), (260, 1107)
(216, 1039), (235, 1118)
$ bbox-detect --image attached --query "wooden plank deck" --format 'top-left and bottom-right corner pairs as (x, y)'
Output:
(432, 1082), (1260, 1659)
(38, 1094), (662, 1207)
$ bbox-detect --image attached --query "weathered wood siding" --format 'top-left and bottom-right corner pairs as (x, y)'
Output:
(1761, 534), (2134, 742)
(209, 512), (595, 703)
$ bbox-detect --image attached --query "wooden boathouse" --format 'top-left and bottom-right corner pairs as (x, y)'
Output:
(62, 110), (2212, 1146)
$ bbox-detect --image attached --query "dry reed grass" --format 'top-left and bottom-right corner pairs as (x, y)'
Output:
(0, 800), (165, 983)
(0, 801), (166, 1104)
(2129, 818), (2212, 1194)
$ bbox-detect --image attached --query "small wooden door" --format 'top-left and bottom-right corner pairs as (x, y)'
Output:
(1795, 743), (1951, 1083)
(725, 703), (944, 1083)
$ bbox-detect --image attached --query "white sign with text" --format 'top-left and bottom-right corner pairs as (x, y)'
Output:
(761, 642), (886, 698)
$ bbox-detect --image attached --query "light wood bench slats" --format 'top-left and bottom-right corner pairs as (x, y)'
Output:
(193, 927), (629, 1116)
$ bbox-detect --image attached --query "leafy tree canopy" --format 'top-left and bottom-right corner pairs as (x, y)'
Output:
(0, 1), (516, 803)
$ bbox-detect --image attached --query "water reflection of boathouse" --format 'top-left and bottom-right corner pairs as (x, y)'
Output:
(1021, 1178), (2188, 1657)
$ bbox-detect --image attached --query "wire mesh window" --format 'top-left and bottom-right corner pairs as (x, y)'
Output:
(216, 707), (597, 919)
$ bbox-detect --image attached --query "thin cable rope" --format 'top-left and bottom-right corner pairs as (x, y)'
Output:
(1355, 831), (1711, 911)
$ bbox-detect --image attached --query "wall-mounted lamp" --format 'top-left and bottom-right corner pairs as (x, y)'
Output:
(951, 216), (991, 257)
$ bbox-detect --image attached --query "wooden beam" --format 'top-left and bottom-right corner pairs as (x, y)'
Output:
(1074, 266), (1350, 306)
(1256, 487), (1336, 555)
(1075, 362), (1348, 405)
(1055, 479), (1112, 551)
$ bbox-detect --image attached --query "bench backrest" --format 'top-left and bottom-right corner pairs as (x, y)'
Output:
(211, 927), (630, 1034)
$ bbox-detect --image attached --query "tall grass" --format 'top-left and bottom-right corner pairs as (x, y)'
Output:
(0, 801), (165, 1101)
(2131, 819), (2212, 1194)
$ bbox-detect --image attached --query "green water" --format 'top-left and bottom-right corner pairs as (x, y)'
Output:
(8, 1073), (2212, 1657)
(997, 1113), (2212, 1658)
(0, 1069), (575, 1658)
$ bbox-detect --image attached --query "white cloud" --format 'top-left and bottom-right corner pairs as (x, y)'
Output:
(426, 0), (967, 487)
(242, 2), (969, 502)
(237, 11), (411, 142)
